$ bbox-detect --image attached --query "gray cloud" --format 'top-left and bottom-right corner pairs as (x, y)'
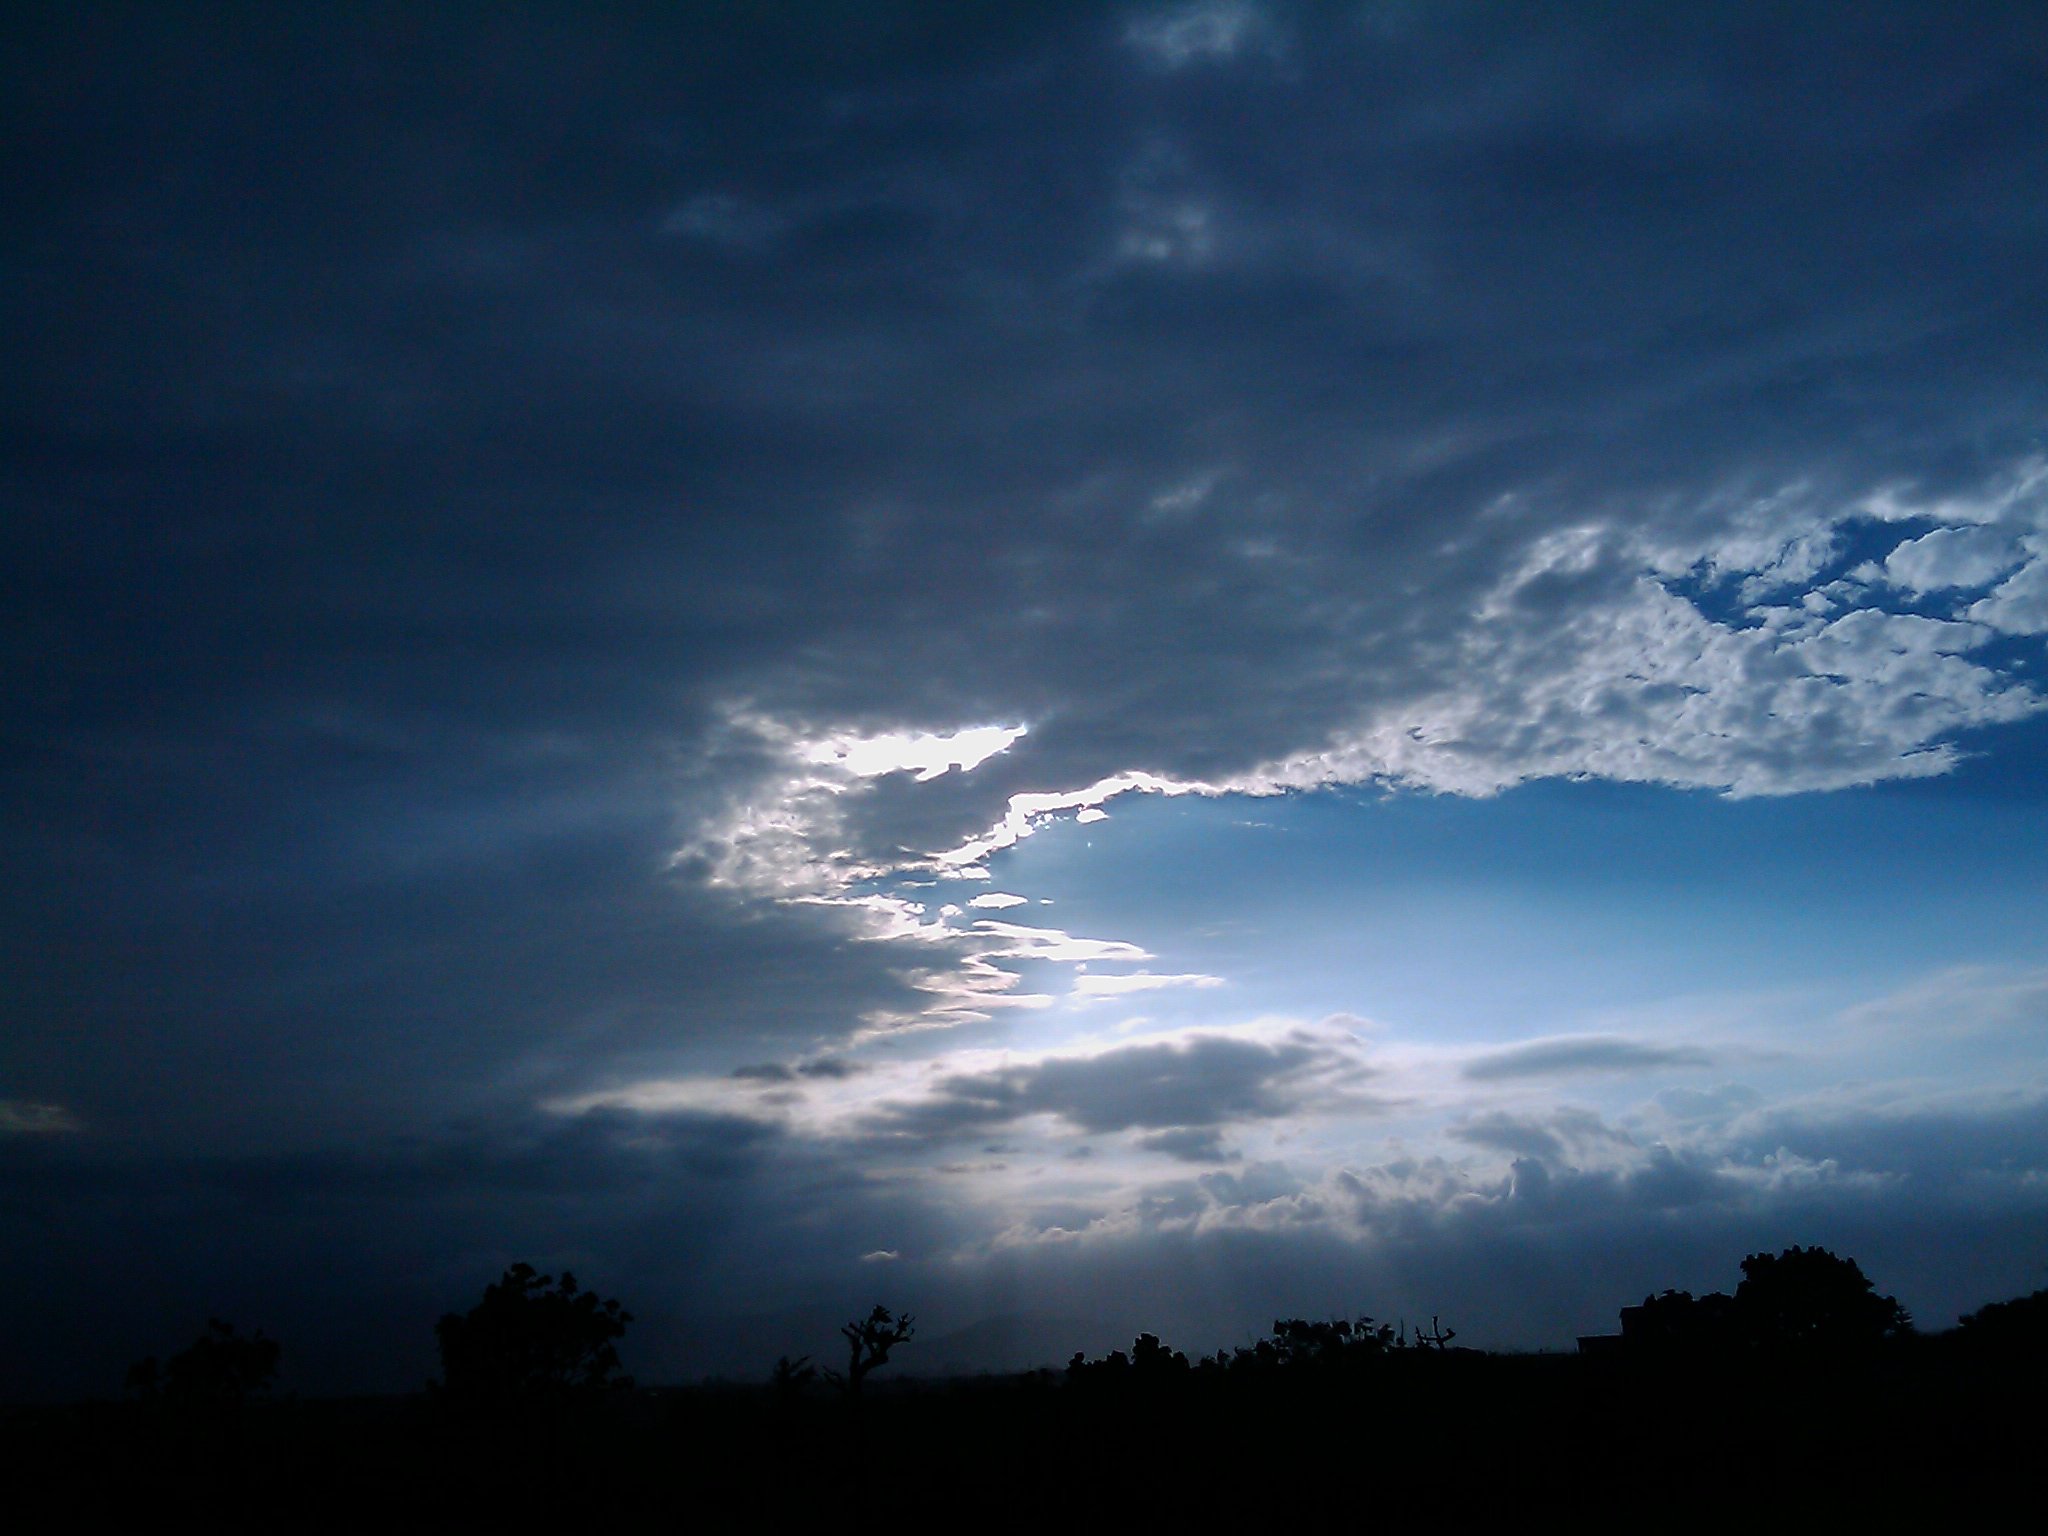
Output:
(1135, 1126), (1239, 1163)
(1725, 1090), (2048, 1187)
(732, 1055), (867, 1085)
(1449, 1107), (1637, 1162)
(798, 1057), (864, 1080)
(864, 1033), (1368, 1145)
(1654, 1084), (1766, 1125)
(0, 1100), (80, 1136)
(1462, 1037), (1713, 1082)
(953, 1128), (2048, 1360)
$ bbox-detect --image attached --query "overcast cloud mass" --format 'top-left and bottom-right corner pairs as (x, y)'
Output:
(5, 3), (2048, 1397)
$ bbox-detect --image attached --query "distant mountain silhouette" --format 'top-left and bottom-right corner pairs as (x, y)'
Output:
(667, 1301), (855, 1380)
(917, 1313), (1120, 1377)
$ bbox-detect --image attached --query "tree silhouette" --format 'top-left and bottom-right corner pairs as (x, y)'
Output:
(1073, 1315), (1421, 1383)
(1622, 1288), (1736, 1353)
(1068, 1332), (1191, 1386)
(1409, 1315), (1458, 1352)
(1128, 1331), (1188, 1376)
(1955, 1288), (2048, 1356)
(830, 1304), (914, 1399)
(127, 1318), (280, 1409)
(435, 1262), (633, 1405)
(1732, 1246), (1909, 1351)
(1264, 1316), (1401, 1368)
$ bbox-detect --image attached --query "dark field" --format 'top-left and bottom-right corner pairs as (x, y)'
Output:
(11, 1342), (2039, 1526)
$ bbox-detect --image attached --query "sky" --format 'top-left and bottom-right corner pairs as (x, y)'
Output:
(5, 2), (2048, 1398)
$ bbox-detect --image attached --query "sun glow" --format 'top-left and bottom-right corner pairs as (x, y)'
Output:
(802, 723), (1027, 781)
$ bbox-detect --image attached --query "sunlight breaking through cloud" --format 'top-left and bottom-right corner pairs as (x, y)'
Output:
(800, 723), (1027, 782)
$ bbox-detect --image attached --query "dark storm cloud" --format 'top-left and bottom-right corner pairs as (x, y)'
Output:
(731, 1056), (865, 1084)
(1726, 1090), (2048, 1186)
(0, 1107), (786, 1233)
(11, 4), (2045, 793)
(862, 1032), (1365, 1145)
(0, 795), (933, 1152)
(0, 1101), (949, 1398)
(1461, 1037), (1714, 1081)
(1135, 1126), (1239, 1163)
(797, 1057), (863, 1080)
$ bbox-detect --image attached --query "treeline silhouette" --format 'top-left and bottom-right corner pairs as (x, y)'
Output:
(12, 1248), (2046, 1524)
(1066, 1309), (1460, 1383)
(1587, 1244), (1914, 1357)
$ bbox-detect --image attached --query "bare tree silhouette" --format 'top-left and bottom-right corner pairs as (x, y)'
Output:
(1411, 1315), (1458, 1352)
(828, 1305), (914, 1399)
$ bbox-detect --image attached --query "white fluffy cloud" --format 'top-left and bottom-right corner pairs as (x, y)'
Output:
(1070, 971), (1224, 999)
(1885, 525), (2025, 594)
(1968, 535), (2048, 634)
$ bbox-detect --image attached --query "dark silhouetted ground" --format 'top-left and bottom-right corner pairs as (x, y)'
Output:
(10, 1334), (2040, 1526)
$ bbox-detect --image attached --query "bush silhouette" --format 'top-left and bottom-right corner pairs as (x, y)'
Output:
(1955, 1288), (2048, 1355)
(1068, 1331), (1191, 1385)
(435, 1262), (633, 1405)
(127, 1318), (280, 1409)
(1621, 1288), (1737, 1354)
(1071, 1314), (1431, 1386)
